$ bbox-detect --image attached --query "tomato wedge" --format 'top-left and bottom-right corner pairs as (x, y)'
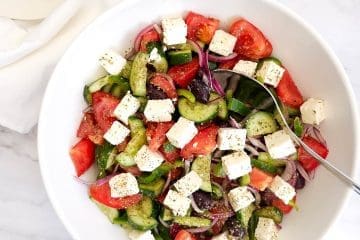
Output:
(185, 11), (220, 44)
(146, 122), (174, 151)
(276, 70), (304, 108)
(89, 182), (142, 209)
(150, 74), (177, 99)
(272, 197), (296, 214)
(229, 19), (272, 60)
(298, 136), (329, 172)
(174, 230), (196, 240)
(92, 92), (120, 132)
(180, 124), (219, 159)
(160, 141), (180, 163)
(140, 29), (160, 52)
(249, 167), (273, 191)
(70, 138), (95, 177)
(168, 57), (200, 88)
(77, 112), (104, 145)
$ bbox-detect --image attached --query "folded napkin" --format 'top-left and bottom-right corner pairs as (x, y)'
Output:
(0, 0), (121, 133)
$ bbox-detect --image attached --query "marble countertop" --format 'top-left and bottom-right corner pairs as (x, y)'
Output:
(0, 0), (359, 239)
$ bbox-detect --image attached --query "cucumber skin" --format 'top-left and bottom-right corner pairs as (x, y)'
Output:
(246, 111), (278, 137)
(210, 93), (228, 119)
(138, 163), (172, 184)
(192, 156), (212, 192)
(126, 197), (158, 230)
(130, 52), (149, 97)
(139, 178), (165, 197)
(173, 216), (211, 227)
(254, 206), (283, 224)
(236, 203), (256, 228)
(95, 141), (116, 178)
(178, 97), (218, 123)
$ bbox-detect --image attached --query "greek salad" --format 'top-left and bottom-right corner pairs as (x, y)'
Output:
(70, 11), (329, 240)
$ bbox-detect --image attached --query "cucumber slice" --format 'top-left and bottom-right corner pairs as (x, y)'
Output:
(178, 97), (218, 123)
(161, 208), (174, 221)
(251, 159), (283, 175)
(210, 93), (228, 119)
(83, 85), (92, 104)
(173, 216), (211, 227)
(228, 98), (251, 115)
(120, 60), (133, 79)
(239, 174), (251, 186)
(246, 111), (278, 137)
(236, 203), (256, 228)
(212, 162), (226, 178)
(257, 152), (286, 167)
(102, 83), (113, 93)
(211, 183), (223, 199)
(113, 211), (132, 228)
(138, 163), (172, 184)
(247, 215), (259, 240)
(177, 89), (196, 103)
(158, 223), (172, 240)
(253, 206), (283, 224)
(91, 198), (119, 223)
(139, 178), (165, 197)
(168, 49), (192, 65)
(151, 57), (169, 73)
(130, 52), (149, 96)
(136, 96), (148, 112)
(191, 156), (212, 192)
(126, 197), (158, 230)
(95, 141), (117, 178)
(128, 215), (158, 231)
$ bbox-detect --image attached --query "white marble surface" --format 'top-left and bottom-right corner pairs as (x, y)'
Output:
(0, 0), (359, 239)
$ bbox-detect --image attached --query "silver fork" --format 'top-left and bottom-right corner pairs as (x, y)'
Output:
(213, 69), (360, 195)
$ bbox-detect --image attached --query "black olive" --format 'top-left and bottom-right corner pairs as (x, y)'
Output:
(189, 75), (210, 103)
(225, 216), (246, 237)
(260, 189), (277, 206)
(295, 171), (305, 190)
(192, 191), (212, 210)
(147, 84), (167, 99)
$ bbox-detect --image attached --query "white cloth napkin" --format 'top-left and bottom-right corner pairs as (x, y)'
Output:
(0, 0), (121, 133)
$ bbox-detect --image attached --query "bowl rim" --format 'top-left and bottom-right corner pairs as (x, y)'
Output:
(38, 0), (360, 239)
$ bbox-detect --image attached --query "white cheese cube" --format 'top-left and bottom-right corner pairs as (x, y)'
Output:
(209, 30), (237, 56)
(104, 121), (130, 145)
(255, 217), (279, 240)
(166, 117), (198, 148)
(163, 190), (191, 216)
(109, 173), (139, 198)
(162, 18), (187, 46)
(98, 49), (127, 75)
(113, 91), (140, 125)
(268, 176), (296, 204)
(256, 61), (285, 87)
(218, 128), (247, 151)
(211, 232), (229, 240)
(264, 130), (296, 159)
(221, 151), (252, 180)
(228, 186), (255, 212)
(174, 171), (203, 196)
(149, 47), (162, 62)
(128, 230), (155, 240)
(233, 60), (258, 77)
(300, 98), (326, 125)
(144, 99), (175, 122)
(134, 145), (164, 172)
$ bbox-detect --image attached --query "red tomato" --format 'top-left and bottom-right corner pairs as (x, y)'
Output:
(180, 124), (219, 159)
(146, 122), (174, 151)
(140, 29), (160, 52)
(77, 112), (104, 145)
(175, 230), (196, 240)
(249, 167), (273, 191)
(209, 203), (231, 234)
(89, 182), (142, 209)
(272, 197), (296, 214)
(168, 57), (200, 88)
(150, 74), (177, 99)
(276, 70), (304, 108)
(69, 138), (95, 177)
(92, 92), (120, 132)
(229, 19), (272, 60)
(185, 11), (220, 44)
(160, 141), (180, 163)
(298, 136), (329, 172)
(170, 167), (184, 181)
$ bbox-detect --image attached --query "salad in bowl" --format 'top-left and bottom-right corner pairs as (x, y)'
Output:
(69, 11), (329, 240)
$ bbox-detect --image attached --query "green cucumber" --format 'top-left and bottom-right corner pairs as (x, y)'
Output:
(158, 223), (171, 240)
(173, 216), (211, 227)
(253, 206), (283, 224)
(257, 152), (286, 167)
(95, 141), (117, 178)
(212, 162), (226, 178)
(168, 49), (192, 65)
(102, 83), (113, 93)
(147, 42), (165, 56)
(236, 203), (256, 228)
(120, 60), (133, 79)
(246, 111), (278, 137)
(228, 98), (251, 116)
(211, 183), (223, 199)
(83, 85), (92, 104)
(210, 93), (228, 119)
(138, 163), (172, 184)
(126, 196), (158, 230)
(247, 214), (259, 240)
(251, 159), (283, 175)
(139, 178), (165, 197)
(294, 117), (303, 137)
(91, 198), (119, 223)
(177, 89), (196, 103)
(151, 57), (169, 73)
(256, 56), (282, 71)
(178, 97), (218, 123)
(110, 81), (130, 98)
(191, 156), (212, 192)
(162, 208), (174, 221)
(88, 75), (128, 94)
(130, 52), (149, 96)
(239, 174), (251, 186)
(113, 211), (132, 228)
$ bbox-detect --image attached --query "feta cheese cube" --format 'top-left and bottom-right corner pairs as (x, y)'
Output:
(166, 117), (198, 148)
(134, 145), (164, 172)
(98, 49), (127, 75)
(264, 130), (296, 159)
(209, 30), (237, 56)
(255, 217), (279, 240)
(268, 176), (296, 204)
(256, 61), (285, 87)
(233, 60), (258, 77)
(221, 151), (252, 179)
(163, 190), (191, 216)
(149, 47), (162, 62)
(144, 99), (175, 122)
(128, 230), (155, 240)
(162, 18), (187, 46)
(228, 186), (255, 212)
(300, 98), (326, 125)
(211, 232), (229, 240)
(104, 121), (130, 145)
(174, 171), (202, 196)
(114, 91), (140, 125)
(109, 173), (139, 198)
(218, 128), (247, 151)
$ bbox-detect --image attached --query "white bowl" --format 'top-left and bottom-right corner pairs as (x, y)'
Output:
(38, 0), (360, 239)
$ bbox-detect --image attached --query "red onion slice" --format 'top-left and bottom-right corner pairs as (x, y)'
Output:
(184, 160), (191, 174)
(158, 216), (170, 228)
(208, 52), (238, 62)
(247, 137), (267, 152)
(247, 186), (261, 205)
(313, 126), (328, 147)
(162, 172), (172, 193)
(295, 161), (311, 182)
(187, 39), (204, 67)
(153, 24), (162, 36)
(134, 24), (155, 52)
(245, 144), (259, 156)
(229, 116), (240, 129)
(281, 160), (297, 182)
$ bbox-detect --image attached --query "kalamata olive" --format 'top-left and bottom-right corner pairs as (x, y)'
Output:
(169, 223), (182, 239)
(260, 189), (277, 206)
(295, 171), (305, 190)
(147, 84), (167, 99)
(192, 191), (212, 210)
(189, 75), (210, 103)
(225, 216), (246, 237)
